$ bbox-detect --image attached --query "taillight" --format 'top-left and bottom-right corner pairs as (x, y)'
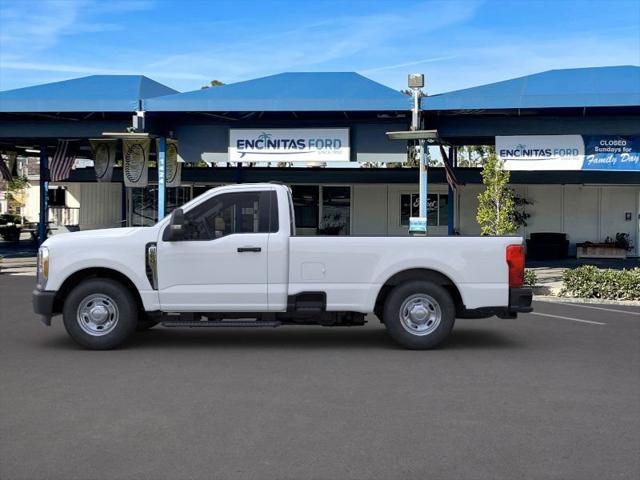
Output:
(506, 244), (525, 288)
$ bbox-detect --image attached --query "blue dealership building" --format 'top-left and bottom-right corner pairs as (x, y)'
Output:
(0, 65), (639, 256)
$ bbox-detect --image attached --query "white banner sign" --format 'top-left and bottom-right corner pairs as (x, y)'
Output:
(497, 135), (585, 170)
(229, 128), (350, 163)
(90, 139), (116, 182)
(166, 139), (181, 187)
(123, 138), (150, 187)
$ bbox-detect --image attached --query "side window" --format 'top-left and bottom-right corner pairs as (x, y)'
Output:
(268, 190), (279, 234)
(182, 191), (276, 241)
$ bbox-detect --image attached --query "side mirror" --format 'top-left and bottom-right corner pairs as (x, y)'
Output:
(163, 208), (185, 241)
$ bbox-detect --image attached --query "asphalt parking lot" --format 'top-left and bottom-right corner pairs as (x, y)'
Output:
(1, 274), (639, 480)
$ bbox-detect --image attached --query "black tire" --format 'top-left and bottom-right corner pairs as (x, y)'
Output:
(136, 316), (159, 332)
(383, 280), (455, 350)
(62, 278), (138, 350)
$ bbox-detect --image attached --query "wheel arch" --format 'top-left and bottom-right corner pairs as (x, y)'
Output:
(53, 267), (144, 315)
(374, 268), (464, 321)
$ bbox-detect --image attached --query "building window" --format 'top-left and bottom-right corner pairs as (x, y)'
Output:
(320, 186), (350, 235)
(130, 187), (158, 226)
(129, 186), (195, 226)
(291, 185), (351, 235)
(400, 193), (448, 227)
(166, 187), (192, 216)
(291, 185), (319, 230)
(48, 188), (66, 207)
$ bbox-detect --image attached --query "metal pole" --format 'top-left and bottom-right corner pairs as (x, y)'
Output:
(419, 140), (427, 218)
(157, 137), (166, 220)
(447, 146), (455, 235)
(38, 146), (48, 246)
(411, 88), (428, 219)
(411, 90), (419, 132)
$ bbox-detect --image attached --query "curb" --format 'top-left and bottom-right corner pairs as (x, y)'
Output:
(532, 285), (559, 296)
(533, 294), (640, 307)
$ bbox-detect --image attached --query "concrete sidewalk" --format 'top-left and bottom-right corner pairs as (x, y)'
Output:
(528, 266), (564, 296)
(0, 256), (36, 276)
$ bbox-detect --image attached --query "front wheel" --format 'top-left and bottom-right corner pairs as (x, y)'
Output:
(383, 281), (455, 350)
(62, 278), (138, 350)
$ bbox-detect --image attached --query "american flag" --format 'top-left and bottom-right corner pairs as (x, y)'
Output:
(50, 140), (77, 182)
(0, 156), (12, 181)
(439, 145), (458, 190)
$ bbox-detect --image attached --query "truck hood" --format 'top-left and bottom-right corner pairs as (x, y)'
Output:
(42, 227), (152, 248)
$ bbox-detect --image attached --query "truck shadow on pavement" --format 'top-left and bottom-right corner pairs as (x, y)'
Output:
(40, 324), (521, 351)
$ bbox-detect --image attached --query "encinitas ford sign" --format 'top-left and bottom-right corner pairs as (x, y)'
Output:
(497, 135), (584, 170)
(497, 135), (640, 171)
(229, 128), (350, 162)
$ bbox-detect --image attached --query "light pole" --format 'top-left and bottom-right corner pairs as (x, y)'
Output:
(408, 73), (427, 221)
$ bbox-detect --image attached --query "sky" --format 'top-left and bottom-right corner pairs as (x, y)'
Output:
(0, 0), (639, 94)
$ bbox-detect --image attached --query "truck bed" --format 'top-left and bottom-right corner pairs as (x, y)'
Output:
(288, 235), (519, 312)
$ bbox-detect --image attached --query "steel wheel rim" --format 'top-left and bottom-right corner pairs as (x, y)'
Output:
(76, 294), (119, 336)
(399, 293), (442, 336)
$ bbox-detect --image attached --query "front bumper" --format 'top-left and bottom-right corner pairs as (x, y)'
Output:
(32, 289), (57, 326)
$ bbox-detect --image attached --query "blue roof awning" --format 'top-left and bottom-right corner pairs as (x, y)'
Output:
(0, 75), (178, 113)
(422, 66), (640, 111)
(145, 72), (410, 112)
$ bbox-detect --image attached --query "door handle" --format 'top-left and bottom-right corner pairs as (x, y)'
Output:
(237, 247), (262, 252)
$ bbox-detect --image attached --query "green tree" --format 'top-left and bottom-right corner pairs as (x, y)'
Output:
(476, 153), (516, 235)
(384, 143), (435, 169)
(201, 80), (225, 89)
(457, 145), (495, 167)
(6, 175), (29, 214)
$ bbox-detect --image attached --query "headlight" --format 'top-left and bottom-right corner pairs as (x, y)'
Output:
(37, 247), (49, 288)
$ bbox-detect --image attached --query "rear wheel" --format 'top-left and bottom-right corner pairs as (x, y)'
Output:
(383, 280), (455, 349)
(62, 278), (138, 350)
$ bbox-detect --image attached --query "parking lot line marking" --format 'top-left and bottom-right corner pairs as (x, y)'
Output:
(530, 312), (606, 326)
(535, 300), (640, 317)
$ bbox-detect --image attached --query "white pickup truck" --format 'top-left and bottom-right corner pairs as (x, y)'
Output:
(33, 183), (532, 350)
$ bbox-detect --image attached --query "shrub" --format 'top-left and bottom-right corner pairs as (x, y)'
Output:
(561, 265), (640, 300)
(524, 269), (538, 287)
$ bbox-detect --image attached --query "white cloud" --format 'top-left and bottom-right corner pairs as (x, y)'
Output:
(361, 55), (459, 74)
(0, 59), (210, 81)
(0, 0), (638, 94)
(418, 31), (640, 94)
(0, 1), (81, 58)
(138, 0), (484, 89)
(0, 0), (152, 61)
(1, 0), (483, 90)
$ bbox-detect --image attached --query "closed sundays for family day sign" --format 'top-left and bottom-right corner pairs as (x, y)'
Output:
(229, 128), (350, 162)
(582, 136), (640, 170)
(497, 135), (640, 171)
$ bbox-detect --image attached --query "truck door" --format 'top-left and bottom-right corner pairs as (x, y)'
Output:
(156, 190), (277, 311)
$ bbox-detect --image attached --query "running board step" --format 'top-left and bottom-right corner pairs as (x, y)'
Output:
(161, 320), (281, 328)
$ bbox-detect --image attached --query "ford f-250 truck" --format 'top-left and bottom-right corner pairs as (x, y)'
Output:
(33, 183), (532, 350)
